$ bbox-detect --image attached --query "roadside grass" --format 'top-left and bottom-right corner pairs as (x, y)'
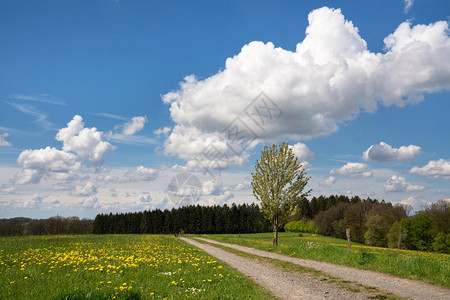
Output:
(192, 238), (401, 300)
(0, 235), (274, 300)
(195, 232), (450, 288)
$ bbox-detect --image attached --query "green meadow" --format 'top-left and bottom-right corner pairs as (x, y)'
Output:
(198, 232), (450, 288)
(0, 235), (272, 300)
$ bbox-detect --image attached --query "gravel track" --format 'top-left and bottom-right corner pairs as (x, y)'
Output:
(181, 237), (450, 300)
(182, 238), (390, 299)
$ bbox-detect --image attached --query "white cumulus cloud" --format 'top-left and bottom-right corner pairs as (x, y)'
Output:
(124, 166), (158, 182)
(120, 116), (147, 136)
(410, 159), (450, 179)
(15, 147), (81, 184)
(384, 175), (425, 192)
(330, 162), (372, 178)
(17, 146), (80, 172)
(154, 126), (172, 137)
(319, 176), (337, 187)
(71, 182), (98, 197)
(363, 142), (421, 162)
(161, 7), (450, 166)
(56, 115), (115, 164)
(289, 143), (315, 161)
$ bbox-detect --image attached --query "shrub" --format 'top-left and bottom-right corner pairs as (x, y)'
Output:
(284, 220), (317, 233)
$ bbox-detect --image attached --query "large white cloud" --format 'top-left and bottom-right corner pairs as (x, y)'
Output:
(161, 7), (450, 166)
(56, 115), (115, 164)
(410, 159), (450, 179)
(17, 146), (80, 172)
(363, 142), (421, 162)
(330, 162), (372, 178)
(384, 175), (425, 192)
(15, 147), (81, 184)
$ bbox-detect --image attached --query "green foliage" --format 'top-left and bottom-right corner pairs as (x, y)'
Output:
(284, 220), (317, 233)
(251, 143), (311, 245)
(401, 213), (433, 251)
(387, 221), (407, 249)
(94, 203), (271, 235)
(365, 215), (386, 247)
(357, 248), (376, 265)
(432, 232), (450, 253)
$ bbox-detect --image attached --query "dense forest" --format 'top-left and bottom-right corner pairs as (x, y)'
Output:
(1, 195), (448, 253)
(93, 203), (271, 235)
(0, 216), (93, 236)
(289, 195), (449, 253)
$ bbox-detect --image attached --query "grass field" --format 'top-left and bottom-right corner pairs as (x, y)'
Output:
(0, 235), (273, 299)
(197, 232), (450, 288)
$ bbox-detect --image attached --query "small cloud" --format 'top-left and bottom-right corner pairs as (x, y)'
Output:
(410, 159), (450, 179)
(82, 196), (100, 209)
(319, 176), (336, 187)
(56, 115), (115, 165)
(404, 0), (414, 13)
(330, 162), (372, 178)
(71, 182), (98, 197)
(118, 116), (148, 136)
(363, 142), (421, 162)
(124, 166), (158, 182)
(0, 133), (11, 147)
(289, 143), (315, 161)
(384, 175), (425, 192)
(153, 126), (172, 137)
(23, 193), (44, 209)
(1, 185), (18, 194)
(400, 195), (426, 212)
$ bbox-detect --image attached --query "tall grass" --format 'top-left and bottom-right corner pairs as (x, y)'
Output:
(199, 232), (450, 287)
(0, 235), (273, 299)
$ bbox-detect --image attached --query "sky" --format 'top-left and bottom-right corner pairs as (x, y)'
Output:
(0, 0), (449, 219)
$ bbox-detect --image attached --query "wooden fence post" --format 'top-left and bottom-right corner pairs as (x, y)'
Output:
(346, 228), (351, 252)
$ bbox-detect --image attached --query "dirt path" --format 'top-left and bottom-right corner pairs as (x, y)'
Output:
(181, 237), (392, 299)
(181, 237), (450, 300)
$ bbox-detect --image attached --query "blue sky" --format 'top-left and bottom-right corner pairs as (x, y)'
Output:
(0, 0), (449, 219)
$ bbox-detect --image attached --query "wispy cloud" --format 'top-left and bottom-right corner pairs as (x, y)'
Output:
(106, 132), (157, 145)
(404, 0), (414, 13)
(0, 133), (11, 147)
(6, 101), (54, 130)
(93, 112), (128, 121)
(9, 93), (66, 106)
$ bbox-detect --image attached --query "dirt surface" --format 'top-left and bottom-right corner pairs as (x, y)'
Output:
(181, 237), (450, 300)
(181, 238), (390, 299)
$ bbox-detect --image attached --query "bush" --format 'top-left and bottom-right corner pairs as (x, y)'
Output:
(284, 220), (317, 233)
(432, 232), (450, 254)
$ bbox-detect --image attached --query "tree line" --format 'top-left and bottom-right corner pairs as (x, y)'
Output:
(286, 195), (449, 253)
(93, 203), (271, 235)
(0, 216), (93, 236)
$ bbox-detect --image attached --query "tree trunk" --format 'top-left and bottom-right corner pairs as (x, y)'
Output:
(346, 228), (352, 252)
(273, 218), (278, 246)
